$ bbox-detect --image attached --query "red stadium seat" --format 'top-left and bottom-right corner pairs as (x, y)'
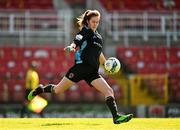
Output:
(66, 85), (81, 102)
(99, 0), (179, 11)
(116, 46), (180, 76)
(0, 0), (53, 10)
(78, 81), (96, 102)
(7, 79), (25, 102)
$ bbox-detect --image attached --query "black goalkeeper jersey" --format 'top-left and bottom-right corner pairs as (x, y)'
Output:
(73, 26), (103, 70)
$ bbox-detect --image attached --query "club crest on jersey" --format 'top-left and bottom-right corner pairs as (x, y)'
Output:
(69, 73), (74, 79)
(75, 34), (83, 41)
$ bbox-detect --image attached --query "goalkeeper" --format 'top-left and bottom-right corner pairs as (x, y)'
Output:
(28, 10), (132, 124)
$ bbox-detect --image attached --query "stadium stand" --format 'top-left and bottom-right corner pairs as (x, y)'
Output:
(0, 46), (122, 103)
(99, 0), (179, 11)
(65, 0), (85, 5)
(0, 0), (179, 105)
(116, 46), (180, 102)
(117, 46), (180, 75)
(0, 0), (53, 10)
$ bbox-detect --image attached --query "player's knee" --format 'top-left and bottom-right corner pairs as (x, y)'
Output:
(53, 86), (60, 94)
(54, 89), (58, 94)
(53, 85), (67, 94)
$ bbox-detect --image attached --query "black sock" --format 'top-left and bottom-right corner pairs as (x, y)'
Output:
(105, 96), (119, 118)
(33, 84), (55, 96)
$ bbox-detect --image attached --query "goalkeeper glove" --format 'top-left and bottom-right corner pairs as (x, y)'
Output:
(64, 44), (76, 52)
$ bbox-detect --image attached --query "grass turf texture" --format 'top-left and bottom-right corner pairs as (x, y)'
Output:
(0, 118), (180, 130)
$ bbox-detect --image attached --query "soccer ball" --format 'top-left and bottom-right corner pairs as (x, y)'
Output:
(104, 57), (121, 74)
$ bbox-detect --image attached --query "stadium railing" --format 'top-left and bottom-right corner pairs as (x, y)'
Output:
(105, 11), (180, 46)
(0, 10), (72, 45)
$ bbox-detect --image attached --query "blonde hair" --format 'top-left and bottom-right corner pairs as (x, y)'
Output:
(77, 10), (100, 30)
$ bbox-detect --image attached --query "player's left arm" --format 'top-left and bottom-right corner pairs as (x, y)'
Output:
(99, 52), (106, 66)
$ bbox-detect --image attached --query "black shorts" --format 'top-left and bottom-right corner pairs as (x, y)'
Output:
(65, 63), (101, 86)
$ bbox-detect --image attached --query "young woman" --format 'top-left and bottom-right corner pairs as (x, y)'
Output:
(28, 10), (133, 124)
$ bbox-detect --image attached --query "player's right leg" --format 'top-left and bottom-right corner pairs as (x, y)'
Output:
(91, 77), (133, 124)
(28, 76), (74, 101)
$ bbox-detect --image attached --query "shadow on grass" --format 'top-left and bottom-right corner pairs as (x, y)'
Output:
(83, 123), (101, 126)
(41, 123), (101, 126)
(41, 123), (72, 126)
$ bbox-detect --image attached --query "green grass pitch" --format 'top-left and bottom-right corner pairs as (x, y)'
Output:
(0, 118), (180, 130)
